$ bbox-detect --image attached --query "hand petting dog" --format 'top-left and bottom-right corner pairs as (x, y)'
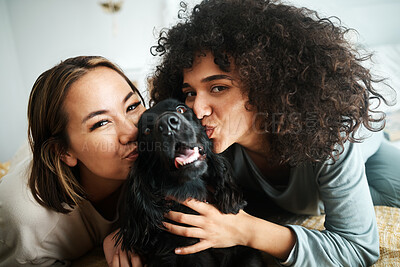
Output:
(163, 198), (253, 254)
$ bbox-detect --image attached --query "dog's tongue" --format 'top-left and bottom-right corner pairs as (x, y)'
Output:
(174, 147), (200, 169)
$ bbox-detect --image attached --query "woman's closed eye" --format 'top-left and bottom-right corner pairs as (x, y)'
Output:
(127, 101), (141, 112)
(90, 119), (110, 131)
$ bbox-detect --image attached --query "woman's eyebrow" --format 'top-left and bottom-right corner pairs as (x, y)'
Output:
(82, 110), (108, 124)
(123, 91), (134, 104)
(182, 74), (234, 88)
(81, 92), (134, 124)
(202, 74), (233, 83)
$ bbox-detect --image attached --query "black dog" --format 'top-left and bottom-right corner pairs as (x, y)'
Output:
(116, 99), (264, 267)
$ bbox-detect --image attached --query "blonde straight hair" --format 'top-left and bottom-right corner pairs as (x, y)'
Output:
(28, 56), (143, 213)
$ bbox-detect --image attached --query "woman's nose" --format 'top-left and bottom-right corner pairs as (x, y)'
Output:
(192, 95), (212, 120)
(119, 119), (138, 145)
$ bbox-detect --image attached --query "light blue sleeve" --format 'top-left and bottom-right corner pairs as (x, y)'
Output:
(281, 142), (379, 266)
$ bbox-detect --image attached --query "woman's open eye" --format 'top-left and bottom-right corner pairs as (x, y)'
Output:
(176, 105), (187, 114)
(127, 101), (141, 112)
(183, 91), (196, 98)
(211, 86), (228, 93)
(90, 120), (109, 131)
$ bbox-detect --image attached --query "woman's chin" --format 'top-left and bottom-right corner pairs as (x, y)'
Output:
(211, 138), (230, 154)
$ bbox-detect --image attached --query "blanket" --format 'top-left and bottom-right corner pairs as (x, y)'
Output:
(72, 206), (400, 267)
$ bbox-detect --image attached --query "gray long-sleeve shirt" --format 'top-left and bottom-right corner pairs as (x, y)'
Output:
(223, 140), (380, 266)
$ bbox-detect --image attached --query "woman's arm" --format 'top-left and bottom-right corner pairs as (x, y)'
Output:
(163, 199), (296, 260)
(164, 143), (379, 266)
(283, 142), (379, 266)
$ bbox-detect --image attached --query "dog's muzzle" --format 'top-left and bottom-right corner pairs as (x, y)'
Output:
(155, 112), (206, 169)
(157, 113), (181, 136)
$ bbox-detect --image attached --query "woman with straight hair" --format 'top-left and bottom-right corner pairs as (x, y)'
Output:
(0, 56), (145, 266)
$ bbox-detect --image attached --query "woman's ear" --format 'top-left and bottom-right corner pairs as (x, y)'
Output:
(61, 151), (78, 167)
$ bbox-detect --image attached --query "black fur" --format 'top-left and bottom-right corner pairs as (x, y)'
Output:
(116, 99), (264, 267)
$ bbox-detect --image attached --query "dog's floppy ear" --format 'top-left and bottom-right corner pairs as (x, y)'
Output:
(206, 150), (247, 214)
(115, 160), (165, 254)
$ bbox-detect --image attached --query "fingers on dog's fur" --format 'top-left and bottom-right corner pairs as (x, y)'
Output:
(163, 221), (206, 238)
(129, 251), (143, 267)
(165, 209), (206, 227)
(175, 240), (213, 255)
(180, 199), (216, 215)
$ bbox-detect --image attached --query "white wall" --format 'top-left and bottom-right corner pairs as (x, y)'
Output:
(0, 0), (180, 161)
(0, 0), (27, 162)
(288, 0), (400, 46)
(0, 0), (399, 161)
(5, 0), (168, 96)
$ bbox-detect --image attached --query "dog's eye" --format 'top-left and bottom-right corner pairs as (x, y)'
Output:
(176, 105), (187, 114)
(144, 128), (151, 135)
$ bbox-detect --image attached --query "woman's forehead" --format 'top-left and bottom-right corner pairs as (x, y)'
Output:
(64, 68), (138, 115)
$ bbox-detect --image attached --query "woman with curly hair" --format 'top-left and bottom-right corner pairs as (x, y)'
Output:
(145, 0), (400, 266)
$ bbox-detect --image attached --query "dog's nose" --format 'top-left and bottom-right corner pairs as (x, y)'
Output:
(168, 115), (180, 129)
(158, 113), (181, 134)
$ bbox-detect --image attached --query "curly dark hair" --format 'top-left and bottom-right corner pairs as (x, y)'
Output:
(150, 0), (392, 165)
